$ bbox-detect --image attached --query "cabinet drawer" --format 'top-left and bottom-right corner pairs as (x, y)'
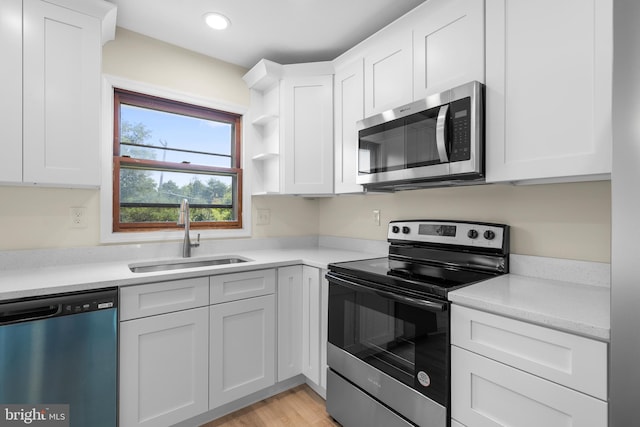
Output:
(120, 277), (209, 321)
(210, 269), (276, 304)
(451, 305), (607, 400)
(451, 346), (607, 427)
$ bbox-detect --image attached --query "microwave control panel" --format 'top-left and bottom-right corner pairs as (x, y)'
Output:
(448, 97), (471, 162)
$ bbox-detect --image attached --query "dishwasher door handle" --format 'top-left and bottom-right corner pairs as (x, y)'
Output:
(0, 303), (61, 325)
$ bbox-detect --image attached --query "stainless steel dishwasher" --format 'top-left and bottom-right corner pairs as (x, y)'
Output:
(0, 287), (118, 427)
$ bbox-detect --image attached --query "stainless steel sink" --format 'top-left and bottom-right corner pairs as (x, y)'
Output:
(129, 256), (251, 273)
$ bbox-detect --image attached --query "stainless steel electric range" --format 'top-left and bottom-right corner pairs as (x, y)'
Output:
(325, 220), (510, 427)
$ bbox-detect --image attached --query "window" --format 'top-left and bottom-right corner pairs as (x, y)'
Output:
(113, 89), (242, 232)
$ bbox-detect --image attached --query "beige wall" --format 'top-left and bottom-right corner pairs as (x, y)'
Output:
(103, 28), (250, 106)
(319, 181), (611, 262)
(0, 28), (612, 263)
(0, 186), (100, 250)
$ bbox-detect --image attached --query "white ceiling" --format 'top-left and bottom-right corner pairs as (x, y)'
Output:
(106, 0), (427, 69)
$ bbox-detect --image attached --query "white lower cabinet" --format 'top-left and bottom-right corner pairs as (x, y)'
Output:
(120, 269), (277, 426)
(277, 266), (304, 381)
(120, 266), (331, 424)
(302, 265), (322, 385)
(210, 294), (276, 408)
(319, 269), (329, 390)
(119, 307), (209, 427)
(451, 347), (607, 427)
(277, 265), (328, 393)
(301, 266), (330, 392)
(451, 305), (608, 427)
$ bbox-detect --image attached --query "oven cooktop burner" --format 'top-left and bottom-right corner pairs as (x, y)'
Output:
(328, 220), (510, 300)
(328, 257), (497, 299)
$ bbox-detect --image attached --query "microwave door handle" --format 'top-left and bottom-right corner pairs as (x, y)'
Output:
(436, 104), (449, 162)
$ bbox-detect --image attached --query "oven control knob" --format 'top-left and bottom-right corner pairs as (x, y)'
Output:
(391, 225), (400, 234)
(484, 230), (496, 240)
(402, 226), (411, 234)
(467, 229), (479, 239)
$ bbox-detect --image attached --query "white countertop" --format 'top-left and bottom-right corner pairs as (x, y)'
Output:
(449, 274), (610, 341)
(0, 247), (380, 301)
(0, 239), (610, 342)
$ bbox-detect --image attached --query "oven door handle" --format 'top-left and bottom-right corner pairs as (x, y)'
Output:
(326, 273), (447, 312)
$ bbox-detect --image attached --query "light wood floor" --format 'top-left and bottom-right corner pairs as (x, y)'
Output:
(201, 385), (341, 427)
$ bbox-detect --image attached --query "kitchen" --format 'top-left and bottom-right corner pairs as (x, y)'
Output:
(0, 0), (634, 426)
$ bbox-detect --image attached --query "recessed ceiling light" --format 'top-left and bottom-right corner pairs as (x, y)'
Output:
(204, 12), (230, 30)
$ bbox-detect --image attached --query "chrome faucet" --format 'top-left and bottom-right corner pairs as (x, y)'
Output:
(177, 199), (200, 257)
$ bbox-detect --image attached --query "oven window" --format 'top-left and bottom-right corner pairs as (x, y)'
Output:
(328, 281), (449, 406)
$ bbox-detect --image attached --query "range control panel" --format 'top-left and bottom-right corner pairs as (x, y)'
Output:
(388, 220), (508, 250)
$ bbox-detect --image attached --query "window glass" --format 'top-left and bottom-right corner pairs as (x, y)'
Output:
(113, 89), (242, 231)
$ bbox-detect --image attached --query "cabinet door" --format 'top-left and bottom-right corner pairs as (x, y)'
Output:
(277, 266), (303, 381)
(364, 28), (413, 116)
(120, 307), (209, 427)
(319, 269), (329, 390)
(281, 75), (334, 194)
(302, 265), (321, 385)
(451, 346), (608, 427)
(0, 0), (22, 183)
(23, 0), (102, 186)
(485, 0), (613, 183)
(210, 294), (276, 408)
(413, 0), (484, 99)
(334, 59), (365, 194)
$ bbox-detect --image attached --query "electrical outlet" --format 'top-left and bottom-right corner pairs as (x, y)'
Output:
(373, 209), (381, 226)
(256, 209), (271, 225)
(70, 207), (87, 229)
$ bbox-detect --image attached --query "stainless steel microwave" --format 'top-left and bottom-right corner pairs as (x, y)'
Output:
(357, 81), (484, 190)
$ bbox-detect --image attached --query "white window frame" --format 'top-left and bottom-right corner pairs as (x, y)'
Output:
(100, 74), (252, 243)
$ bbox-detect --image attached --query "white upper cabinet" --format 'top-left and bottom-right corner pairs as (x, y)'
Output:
(363, 28), (413, 117)
(1, 0), (115, 187)
(243, 61), (334, 195)
(0, 0), (23, 183)
(244, 59), (283, 195)
(331, 0), (484, 193)
(334, 59), (364, 194)
(281, 73), (334, 194)
(412, 0), (484, 99)
(485, 0), (613, 183)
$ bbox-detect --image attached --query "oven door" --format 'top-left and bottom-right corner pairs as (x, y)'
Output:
(326, 272), (449, 426)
